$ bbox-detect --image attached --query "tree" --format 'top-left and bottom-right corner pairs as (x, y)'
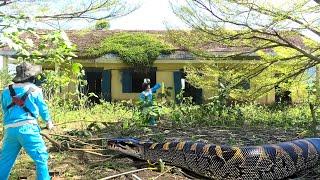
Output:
(171, 0), (320, 133)
(171, 0), (320, 99)
(0, 0), (138, 48)
(0, 0), (138, 101)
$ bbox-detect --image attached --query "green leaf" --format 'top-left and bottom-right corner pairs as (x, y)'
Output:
(72, 63), (83, 74)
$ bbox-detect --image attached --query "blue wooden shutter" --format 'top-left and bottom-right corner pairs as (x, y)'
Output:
(173, 71), (182, 103)
(102, 70), (111, 102)
(122, 69), (132, 93)
(194, 88), (203, 104)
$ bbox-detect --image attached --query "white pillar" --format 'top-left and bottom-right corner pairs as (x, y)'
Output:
(4, 56), (9, 72)
(0, 56), (3, 70)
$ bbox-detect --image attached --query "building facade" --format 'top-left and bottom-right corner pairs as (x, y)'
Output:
(1, 30), (311, 104)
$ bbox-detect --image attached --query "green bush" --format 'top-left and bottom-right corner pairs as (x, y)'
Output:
(160, 94), (313, 130)
(95, 19), (110, 30)
(0, 89), (314, 132)
(0, 69), (12, 90)
(47, 97), (133, 127)
(85, 32), (172, 67)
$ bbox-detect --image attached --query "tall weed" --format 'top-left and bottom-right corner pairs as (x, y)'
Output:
(165, 99), (312, 130)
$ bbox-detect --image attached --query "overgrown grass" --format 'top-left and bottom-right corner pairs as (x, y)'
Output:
(0, 95), (318, 178)
(48, 100), (133, 127)
(166, 100), (314, 130)
(0, 97), (315, 132)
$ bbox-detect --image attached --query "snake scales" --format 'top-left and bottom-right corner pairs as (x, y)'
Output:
(107, 138), (320, 179)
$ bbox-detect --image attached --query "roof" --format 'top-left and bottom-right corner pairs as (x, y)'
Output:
(0, 29), (196, 60)
(0, 29), (308, 61)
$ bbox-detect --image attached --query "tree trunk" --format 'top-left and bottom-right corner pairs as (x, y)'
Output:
(309, 103), (318, 136)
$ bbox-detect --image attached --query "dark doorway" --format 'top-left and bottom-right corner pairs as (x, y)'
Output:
(275, 85), (292, 105)
(131, 68), (156, 93)
(181, 71), (203, 104)
(85, 69), (103, 104)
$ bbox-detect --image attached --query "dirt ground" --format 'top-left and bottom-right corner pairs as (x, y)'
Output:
(8, 121), (320, 179)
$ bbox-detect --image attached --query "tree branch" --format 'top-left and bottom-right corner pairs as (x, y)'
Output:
(0, 0), (138, 21)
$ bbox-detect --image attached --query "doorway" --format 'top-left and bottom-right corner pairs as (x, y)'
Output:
(183, 80), (203, 104)
(275, 85), (292, 105)
(85, 69), (103, 104)
(174, 70), (203, 104)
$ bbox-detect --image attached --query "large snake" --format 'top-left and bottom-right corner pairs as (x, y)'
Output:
(107, 138), (320, 179)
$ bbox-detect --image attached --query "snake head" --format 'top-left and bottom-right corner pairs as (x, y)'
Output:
(107, 138), (144, 158)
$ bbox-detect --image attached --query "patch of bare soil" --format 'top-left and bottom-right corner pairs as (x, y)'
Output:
(12, 121), (320, 179)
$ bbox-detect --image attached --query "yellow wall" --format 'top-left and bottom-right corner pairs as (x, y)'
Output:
(256, 90), (275, 104)
(77, 59), (307, 104)
(111, 70), (139, 100)
(110, 70), (175, 101)
(156, 71), (174, 98)
(77, 59), (190, 101)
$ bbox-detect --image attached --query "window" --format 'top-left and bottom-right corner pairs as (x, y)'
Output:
(275, 85), (292, 105)
(122, 68), (156, 93)
(237, 79), (250, 90)
(219, 77), (250, 90)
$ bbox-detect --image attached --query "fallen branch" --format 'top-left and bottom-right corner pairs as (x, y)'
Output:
(47, 133), (77, 139)
(72, 139), (104, 148)
(86, 137), (109, 141)
(99, 167), (157, 180)
(68, 147), (111, 157)
(132, 174), (142, 180)
(41, 132), (112, 157)
(46, 132), (104, 148)
(54, 120), (118, 126)
(67, 148), (108, 151)
(40, 132), (61, 149)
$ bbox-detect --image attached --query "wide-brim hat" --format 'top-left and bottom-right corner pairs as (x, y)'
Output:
(12, 62), (42, 83)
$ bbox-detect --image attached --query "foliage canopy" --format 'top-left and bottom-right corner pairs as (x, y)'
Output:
(171, 0), (320, 100)
(95, 19), (110, 30)
(0, 0), (137, 99)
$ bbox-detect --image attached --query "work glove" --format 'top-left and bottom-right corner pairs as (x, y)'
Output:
(46, 121), (54, 130)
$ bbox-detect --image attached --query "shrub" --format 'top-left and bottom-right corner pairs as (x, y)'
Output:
(164, 99), (313, 130)
(85, 32), (172, 67)
(95, 19), (110, 30)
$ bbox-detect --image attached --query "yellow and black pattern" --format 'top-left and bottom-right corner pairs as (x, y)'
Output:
(141, 138), (320, 180)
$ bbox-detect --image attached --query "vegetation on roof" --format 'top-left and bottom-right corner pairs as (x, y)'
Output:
(84, 32), (173, 67)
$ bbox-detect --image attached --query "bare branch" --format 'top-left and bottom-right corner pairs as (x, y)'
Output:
(250, 61), (317, 98)
(172, 0), (320, 100)
(0, 0), (138, 21)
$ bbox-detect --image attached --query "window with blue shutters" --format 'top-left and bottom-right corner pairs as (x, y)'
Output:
(122, 69), (132, 93)
(102, 70), (111, 102)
